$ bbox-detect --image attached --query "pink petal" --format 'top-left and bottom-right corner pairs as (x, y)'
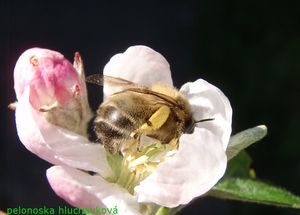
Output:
(15, 87), (111, 177)
(14, 48), (81, 110)
(135, 128), (227, 207)
(47, 166), (141, 215)
(14, 48), (61, 100)
(180, 79), (232, 150)
(103, 46), (173, 98)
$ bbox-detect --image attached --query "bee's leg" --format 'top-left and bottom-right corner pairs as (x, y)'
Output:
(131, 105), (171, 151)
(128, 132), (142, 152)
(140, 105), (171, 132)
(121, 138), (140, 155)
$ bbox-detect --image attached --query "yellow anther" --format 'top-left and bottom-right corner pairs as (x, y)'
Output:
(30, 55), (39, 66)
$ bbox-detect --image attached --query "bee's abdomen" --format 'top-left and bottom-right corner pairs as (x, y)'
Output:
(97, 104), (136, 129)
(94, 119), (126, 139)
(93, 104), (137, 151)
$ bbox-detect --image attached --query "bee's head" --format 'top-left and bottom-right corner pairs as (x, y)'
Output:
(184, 118), (196, 134)
(184, 117), (215, 134)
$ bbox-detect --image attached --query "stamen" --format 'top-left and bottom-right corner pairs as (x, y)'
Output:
(107, 136), (179, 194)
(8, 102), (17, 110)
(72, 84), (81, 96)
(30, 55), (39, 66)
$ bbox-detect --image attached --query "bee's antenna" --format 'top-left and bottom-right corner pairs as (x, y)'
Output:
(194, 118), (215, 123)
(185, 118), (215, 134)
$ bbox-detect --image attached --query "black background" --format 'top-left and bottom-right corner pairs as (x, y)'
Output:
(1, 0), (300, 214)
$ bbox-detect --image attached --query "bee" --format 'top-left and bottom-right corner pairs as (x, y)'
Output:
(86, 74), (212, 154)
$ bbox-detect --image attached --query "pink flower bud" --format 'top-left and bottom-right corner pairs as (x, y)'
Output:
(14, 48), (81, 111)
(14, 48), (92, 136)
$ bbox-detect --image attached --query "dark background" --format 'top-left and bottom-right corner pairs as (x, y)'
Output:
(1, 0), (300, 214)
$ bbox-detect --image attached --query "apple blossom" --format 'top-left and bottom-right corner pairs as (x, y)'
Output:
(13, 46), (232, 214)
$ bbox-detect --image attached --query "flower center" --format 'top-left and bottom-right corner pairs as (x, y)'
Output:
(106, 136), (178, 194)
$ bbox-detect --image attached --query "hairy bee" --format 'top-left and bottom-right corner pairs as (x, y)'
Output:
(87, 75), (203, 154)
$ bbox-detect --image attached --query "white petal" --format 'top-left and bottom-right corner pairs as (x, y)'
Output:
(47, 166), (141, 215)
(15, 87), (112, 178)
(180, 79), (232, 150)
(103, 46), (173, 98)
(135, 79), (232, 206)
(135, 128), (227, 207)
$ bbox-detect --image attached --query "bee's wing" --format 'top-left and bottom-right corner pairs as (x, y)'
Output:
(86, 74), (143, 89)
(119, 88), (181, 109)
(87, 74), (181, 108)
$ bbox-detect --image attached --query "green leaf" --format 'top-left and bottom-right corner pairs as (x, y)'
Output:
(227, 125), (267, 160)
(225, 150), (252, 178)
(209, 178), (300, 209)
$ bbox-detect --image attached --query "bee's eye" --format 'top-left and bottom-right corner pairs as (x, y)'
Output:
(184, 118), (195, 134)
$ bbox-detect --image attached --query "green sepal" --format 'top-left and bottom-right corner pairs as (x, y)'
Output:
(105, 151), (123, 182)
(227, 125), (267, 160)
(154, 206), (183, 215)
